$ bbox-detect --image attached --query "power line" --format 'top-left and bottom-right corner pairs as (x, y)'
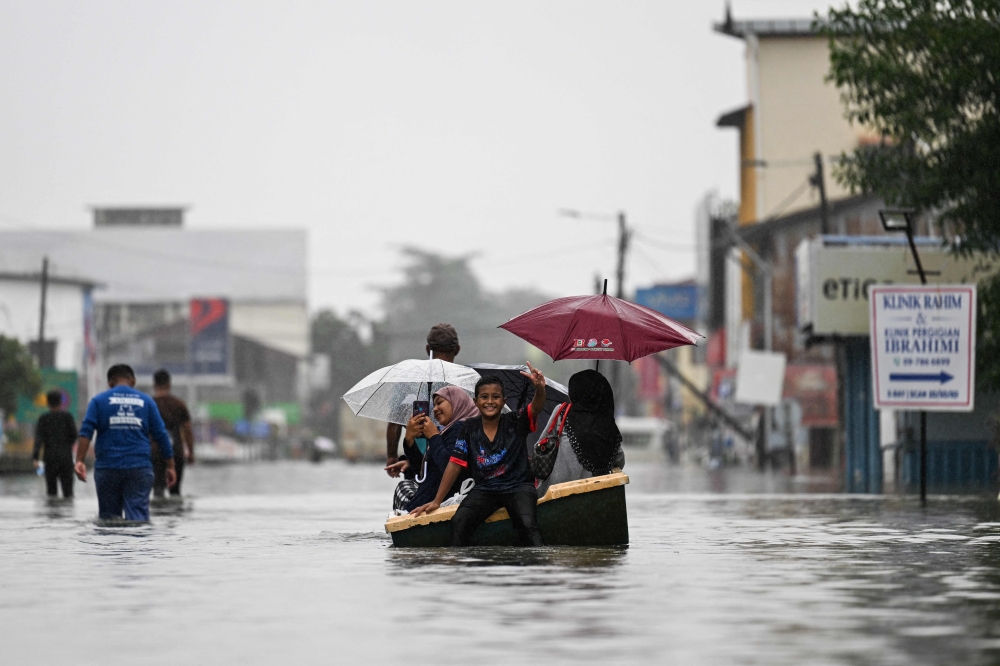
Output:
(632, 232), (696, 252)
(762, 178), (812, 220)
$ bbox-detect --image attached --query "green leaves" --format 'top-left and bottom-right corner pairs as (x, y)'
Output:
(0, 336), (41, 416)
(823, 0), (1000, 388)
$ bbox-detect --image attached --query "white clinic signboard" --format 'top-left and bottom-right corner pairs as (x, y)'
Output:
(869, 285), (976, 411)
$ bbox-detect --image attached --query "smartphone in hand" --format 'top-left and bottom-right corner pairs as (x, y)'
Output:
(412, 400), (431, 455)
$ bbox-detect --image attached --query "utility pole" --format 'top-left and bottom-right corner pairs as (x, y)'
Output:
(615, 211), (630, 300)
(612, 212), (631, 406)
(558, 207), (631, 402)
(36, 256), (49, 367)
(725, 225), (774, 468)
(811, 152), (830, 234)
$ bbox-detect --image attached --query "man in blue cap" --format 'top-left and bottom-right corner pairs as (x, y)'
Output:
(74, 364), (174, 521)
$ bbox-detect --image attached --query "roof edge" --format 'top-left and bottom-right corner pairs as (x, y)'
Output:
(713, 17), (826, 40)
(0, 271), (103, 289)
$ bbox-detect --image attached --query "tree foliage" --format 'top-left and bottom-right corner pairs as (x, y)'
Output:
(0, 336), (41, 417)
(380, 247), (552, 367)
(824, 0), (1000, 246)
(823, 0), (1000, 388)
(310, 310), (385, 441)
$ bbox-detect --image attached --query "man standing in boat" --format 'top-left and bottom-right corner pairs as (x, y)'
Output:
(385, 324), (461, 479)
(411, 364), (546, 547)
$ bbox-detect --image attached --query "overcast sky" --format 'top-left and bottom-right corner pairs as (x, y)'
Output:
(0, 0), (836, 317)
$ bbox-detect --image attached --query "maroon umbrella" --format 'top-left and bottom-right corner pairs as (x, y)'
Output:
(499, 293), (702, 363)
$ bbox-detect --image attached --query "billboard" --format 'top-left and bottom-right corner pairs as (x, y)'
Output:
(796, 237), (999, 336)
(634, 284), (700, 322)
(190, 298), (229, 376)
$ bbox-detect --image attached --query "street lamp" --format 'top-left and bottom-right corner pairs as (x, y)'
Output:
(559, 208), (630, 398)
(879, 207), (929, 506)
(879, 208), (926, 284)
(878, 208), (914, 232)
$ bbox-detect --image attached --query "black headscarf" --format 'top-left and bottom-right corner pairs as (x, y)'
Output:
(565, 370), (622, 475)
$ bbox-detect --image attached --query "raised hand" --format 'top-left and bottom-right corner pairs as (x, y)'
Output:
(405, 414), (428, 442)
(521, 361), (545, 390)
(522, 361), (547, 419)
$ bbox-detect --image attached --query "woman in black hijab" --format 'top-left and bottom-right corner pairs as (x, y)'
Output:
(535, 369), (624, 497)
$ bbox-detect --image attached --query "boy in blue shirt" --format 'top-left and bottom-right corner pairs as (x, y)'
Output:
(74, 364), (175, 521)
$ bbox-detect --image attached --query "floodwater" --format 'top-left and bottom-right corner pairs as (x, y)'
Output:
(3, 461), (1000, 666)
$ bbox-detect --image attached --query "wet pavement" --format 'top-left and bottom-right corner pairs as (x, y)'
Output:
(2, 460), (1000, 665)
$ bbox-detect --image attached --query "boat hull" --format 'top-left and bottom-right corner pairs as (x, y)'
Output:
(386, 472), (629, 547)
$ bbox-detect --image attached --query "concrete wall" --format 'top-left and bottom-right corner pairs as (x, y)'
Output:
(230, 302), (309, 358)
(750, 36), (872, 220)
(0, 280), (86, 372)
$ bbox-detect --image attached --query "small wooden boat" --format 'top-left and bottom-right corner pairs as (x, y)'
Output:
(384, 471), (629, 547)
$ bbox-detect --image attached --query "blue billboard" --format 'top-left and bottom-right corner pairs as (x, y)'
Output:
(634, 284), (700, 322)
(189, 298), (230, 375)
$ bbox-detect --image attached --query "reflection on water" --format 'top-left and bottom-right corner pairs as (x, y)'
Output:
(388, 545), (628, 570)
(2, 461), (1000, 665)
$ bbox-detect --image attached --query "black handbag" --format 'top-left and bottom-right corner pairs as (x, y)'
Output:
(531, 403), (570, 480)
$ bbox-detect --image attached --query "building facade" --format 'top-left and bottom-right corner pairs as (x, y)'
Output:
(0, 208), (308, 425)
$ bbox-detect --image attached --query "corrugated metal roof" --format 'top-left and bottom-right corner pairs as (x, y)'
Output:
(0, 229), (306, 303)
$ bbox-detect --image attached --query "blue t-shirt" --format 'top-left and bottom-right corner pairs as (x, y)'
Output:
(79, 385), (173, 470)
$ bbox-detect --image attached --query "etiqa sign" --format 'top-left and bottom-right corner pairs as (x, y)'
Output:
(795, 237), (997, 336)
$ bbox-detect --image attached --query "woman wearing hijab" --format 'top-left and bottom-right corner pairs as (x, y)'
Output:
(385, 386), (477, 513)
(535, 369), (625, 497)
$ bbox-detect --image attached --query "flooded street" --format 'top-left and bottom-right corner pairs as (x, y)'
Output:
(3, 461), (1000, 665)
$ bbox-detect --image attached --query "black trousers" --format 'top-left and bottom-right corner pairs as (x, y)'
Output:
(450, 487), (543, 547)
(44, 459), (74, 498)
(152, 451), (185, 497)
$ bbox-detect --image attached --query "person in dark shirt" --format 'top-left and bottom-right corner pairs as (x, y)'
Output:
(411, 364), (547, 546)
(150, 369), (194, 498)
(32, 390), (77, 498)
(385, 324), (461, 480)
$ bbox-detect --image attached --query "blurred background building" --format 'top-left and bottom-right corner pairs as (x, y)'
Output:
(0, 207), (308, 451)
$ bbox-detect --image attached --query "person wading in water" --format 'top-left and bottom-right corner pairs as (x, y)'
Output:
(150, 369), (194, 498)
(74, 364), (174, 522)
(32, 390), (78, 498)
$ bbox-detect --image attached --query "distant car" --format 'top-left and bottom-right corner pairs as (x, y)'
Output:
(616, 417), (674, 461)
(310, 436), (337, 463)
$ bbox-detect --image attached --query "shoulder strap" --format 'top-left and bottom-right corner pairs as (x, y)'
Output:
(556, 403), (571, 437)
(543, 403), (566, 438)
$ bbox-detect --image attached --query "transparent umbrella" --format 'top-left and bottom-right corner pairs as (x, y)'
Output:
(342, 359), (481, 425)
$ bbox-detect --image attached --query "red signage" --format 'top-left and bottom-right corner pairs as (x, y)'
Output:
(783, 364), (838, 427)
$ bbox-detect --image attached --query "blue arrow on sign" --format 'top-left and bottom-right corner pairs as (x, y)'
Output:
(889, 371), (954, 384)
